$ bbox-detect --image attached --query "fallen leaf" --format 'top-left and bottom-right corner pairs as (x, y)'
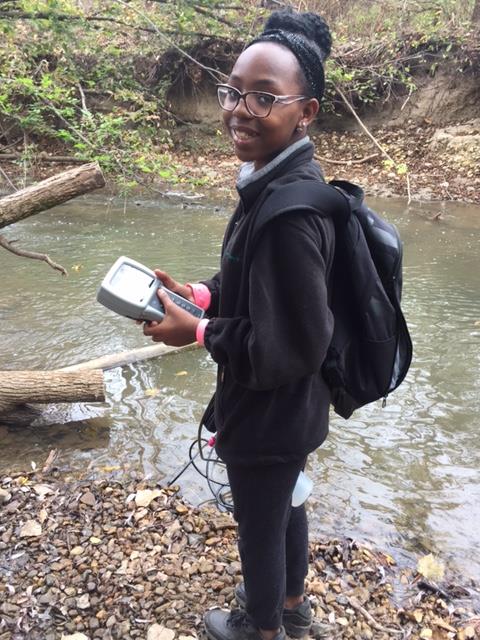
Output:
(145, 388), (160, 397)
(175, 370), (188, 376)
(19, 520), (42, 538)
(33, 484), (54, 498)
(417, 553), (445, 581)
(135, 489), (162, 507)
(413, 609), (424, 623)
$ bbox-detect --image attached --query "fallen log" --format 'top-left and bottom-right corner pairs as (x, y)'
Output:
(0, 162), (105, 229)
(0, 370), (105, 414)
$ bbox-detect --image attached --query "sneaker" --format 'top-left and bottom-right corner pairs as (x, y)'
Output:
(234, 584), (312, 639)
(204, 608), (286, 640)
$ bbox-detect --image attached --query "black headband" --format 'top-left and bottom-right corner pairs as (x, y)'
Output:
(247, 29), (326, 102)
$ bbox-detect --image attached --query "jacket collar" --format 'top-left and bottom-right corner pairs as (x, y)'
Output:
(236, 137), (315, 210)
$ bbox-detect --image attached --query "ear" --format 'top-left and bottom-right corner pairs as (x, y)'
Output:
(301, 98), (320, 126)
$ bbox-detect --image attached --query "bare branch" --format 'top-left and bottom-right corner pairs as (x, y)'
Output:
(0, 164), (18, 191)
(0, 234), (68, 276)
(315, 153), (379, 166)
(0, 153), (86, 163)
(115, 0), (227, 83)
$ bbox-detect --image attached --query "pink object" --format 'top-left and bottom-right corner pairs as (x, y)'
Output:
(186, 283), (211, 310)
(196, 318), (209, 346)
(208, 436), (216, 447)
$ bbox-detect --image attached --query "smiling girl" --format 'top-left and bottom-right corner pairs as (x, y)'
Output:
(143, 9), (334, 640)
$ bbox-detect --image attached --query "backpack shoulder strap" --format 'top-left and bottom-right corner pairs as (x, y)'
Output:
(252, 179), (352, 240)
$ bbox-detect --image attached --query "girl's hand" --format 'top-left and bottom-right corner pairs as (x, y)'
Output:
(153, 269), (194, 302)
(143, 288), (200, 346)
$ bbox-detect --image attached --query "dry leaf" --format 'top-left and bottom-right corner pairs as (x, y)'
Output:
(175, 370), (188, 376)
(19, 520), (42, 538)
(145, 388), (160, 397)
(417, 553), (445, 581)
(413, 609), (424, 623)
(33, 484), (54, 498)
(135, 489), (162, 508)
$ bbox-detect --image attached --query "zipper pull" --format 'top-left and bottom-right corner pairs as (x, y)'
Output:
(382, 394), (388, 408)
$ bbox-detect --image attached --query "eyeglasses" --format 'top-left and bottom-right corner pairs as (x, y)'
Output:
(216, 84), (307, 119)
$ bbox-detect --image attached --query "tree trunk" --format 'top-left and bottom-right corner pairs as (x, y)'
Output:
(0, 370), (105, 413)
(0, 162), (105, 229)
(473, 0), (480, 24)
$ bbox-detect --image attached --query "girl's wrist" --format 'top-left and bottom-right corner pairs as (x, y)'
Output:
(186, 283), (211, 310)
(196, 318), (210, 346)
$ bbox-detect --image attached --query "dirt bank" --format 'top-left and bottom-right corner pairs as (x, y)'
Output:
(2, 115), (479, 206)
(1, 469), (479, 640)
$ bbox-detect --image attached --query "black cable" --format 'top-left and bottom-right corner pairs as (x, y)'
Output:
(166, 417), (234, 512)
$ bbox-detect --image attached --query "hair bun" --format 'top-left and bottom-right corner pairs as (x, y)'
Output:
(263, 9), (332, 61)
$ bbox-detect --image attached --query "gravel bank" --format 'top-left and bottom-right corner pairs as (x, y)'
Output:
(1, 470), (479, 640)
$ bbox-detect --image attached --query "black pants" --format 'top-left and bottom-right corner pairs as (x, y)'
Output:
(226, 458), (309, 630)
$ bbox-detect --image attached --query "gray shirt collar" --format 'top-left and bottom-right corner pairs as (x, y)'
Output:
(236, 136), (311, 191)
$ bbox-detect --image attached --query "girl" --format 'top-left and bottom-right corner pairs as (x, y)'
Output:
(143, 9), (334, 640)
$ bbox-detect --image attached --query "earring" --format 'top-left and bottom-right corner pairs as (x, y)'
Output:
(296, 122), (305, 132)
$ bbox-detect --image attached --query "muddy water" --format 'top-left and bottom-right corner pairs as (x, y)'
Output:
(0, 194), (479, 581)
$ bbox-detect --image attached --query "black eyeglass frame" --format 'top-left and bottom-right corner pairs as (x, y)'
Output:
(216, 83), (308, 118)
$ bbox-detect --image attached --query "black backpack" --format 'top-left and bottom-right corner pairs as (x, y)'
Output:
(255, 179), (413, 419)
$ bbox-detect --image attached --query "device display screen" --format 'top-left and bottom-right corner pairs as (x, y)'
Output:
(110, 264), (154, 304)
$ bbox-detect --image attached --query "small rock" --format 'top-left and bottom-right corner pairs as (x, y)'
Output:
(70, 546), (84, 556)
(80, 491), (96, 507)
(76, 593), (90, 609)
(147, 624), (175, 640)
(0, 488), (11, 504)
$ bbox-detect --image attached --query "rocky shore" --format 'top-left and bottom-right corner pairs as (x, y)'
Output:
(1, 470), (479, 640)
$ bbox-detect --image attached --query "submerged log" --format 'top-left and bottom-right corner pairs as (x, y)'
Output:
(61, 342), (199, 372)
(0, 162), (105, 229)
(0, 370), (105, 414)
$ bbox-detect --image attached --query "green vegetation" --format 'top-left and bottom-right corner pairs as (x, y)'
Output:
(0, 0), (477, 188)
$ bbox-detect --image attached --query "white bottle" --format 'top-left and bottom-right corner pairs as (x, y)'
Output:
(291, 471), (313, 507)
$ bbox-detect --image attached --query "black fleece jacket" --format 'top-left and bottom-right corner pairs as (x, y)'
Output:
(202, 139), (335, 465)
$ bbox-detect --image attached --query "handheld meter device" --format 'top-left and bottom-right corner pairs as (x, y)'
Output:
(96, 256), (205, 322)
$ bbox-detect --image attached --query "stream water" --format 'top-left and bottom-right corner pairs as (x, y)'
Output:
(0, 193), (479, 583)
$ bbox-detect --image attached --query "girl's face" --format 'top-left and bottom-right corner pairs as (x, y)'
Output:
(223, 42), (319, 170)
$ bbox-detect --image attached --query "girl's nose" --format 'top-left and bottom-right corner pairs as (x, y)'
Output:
(232, 95), (252, 118)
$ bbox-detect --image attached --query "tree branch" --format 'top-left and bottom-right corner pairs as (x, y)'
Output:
(0, 234), (68, 275)
(315, 152), (379, 166)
